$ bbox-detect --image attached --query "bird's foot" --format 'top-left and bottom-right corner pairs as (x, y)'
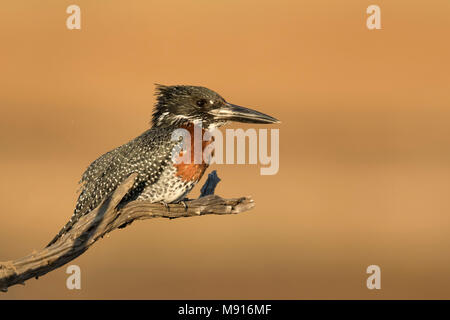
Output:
(178, 198), (189, 212)
(159, 200), (170, 212)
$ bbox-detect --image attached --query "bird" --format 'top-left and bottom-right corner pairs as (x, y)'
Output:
(46, 84), (279, 247)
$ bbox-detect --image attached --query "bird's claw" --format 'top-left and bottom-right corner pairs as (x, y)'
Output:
(159, 200), (170, 212)
(177, 197), (189, 212)
(180, 200), (188, 211)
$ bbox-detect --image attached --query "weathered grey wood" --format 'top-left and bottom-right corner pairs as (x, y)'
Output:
(0, 173), (254, 292)
(200, 170), (221, 197)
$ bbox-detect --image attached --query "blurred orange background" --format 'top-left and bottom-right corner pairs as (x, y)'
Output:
(1, 0), (450, 299)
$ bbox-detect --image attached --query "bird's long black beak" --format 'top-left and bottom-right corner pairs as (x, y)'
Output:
(211, 103), (280, 124)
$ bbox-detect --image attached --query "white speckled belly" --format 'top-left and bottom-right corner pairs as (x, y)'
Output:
(136, 165), (195, 203)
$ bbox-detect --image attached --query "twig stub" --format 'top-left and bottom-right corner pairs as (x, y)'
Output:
(0, 172), (254, 292)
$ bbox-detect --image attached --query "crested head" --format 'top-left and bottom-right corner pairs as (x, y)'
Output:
(152, 84), (227, 128)
(151, 84), (280, 128)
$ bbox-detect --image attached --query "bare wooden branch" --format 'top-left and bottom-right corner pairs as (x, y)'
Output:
(0, 172), (254, 292)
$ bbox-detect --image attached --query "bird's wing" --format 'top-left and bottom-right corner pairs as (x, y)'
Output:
(46, 128), (176, 247)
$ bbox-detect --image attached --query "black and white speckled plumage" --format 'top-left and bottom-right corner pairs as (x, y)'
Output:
(75, 127), (180, 213)
(46, 127), (190, 247)
(46, 84), (279, 247)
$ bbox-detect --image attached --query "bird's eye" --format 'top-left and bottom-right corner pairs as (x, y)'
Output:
(196, 99), (208, 107)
